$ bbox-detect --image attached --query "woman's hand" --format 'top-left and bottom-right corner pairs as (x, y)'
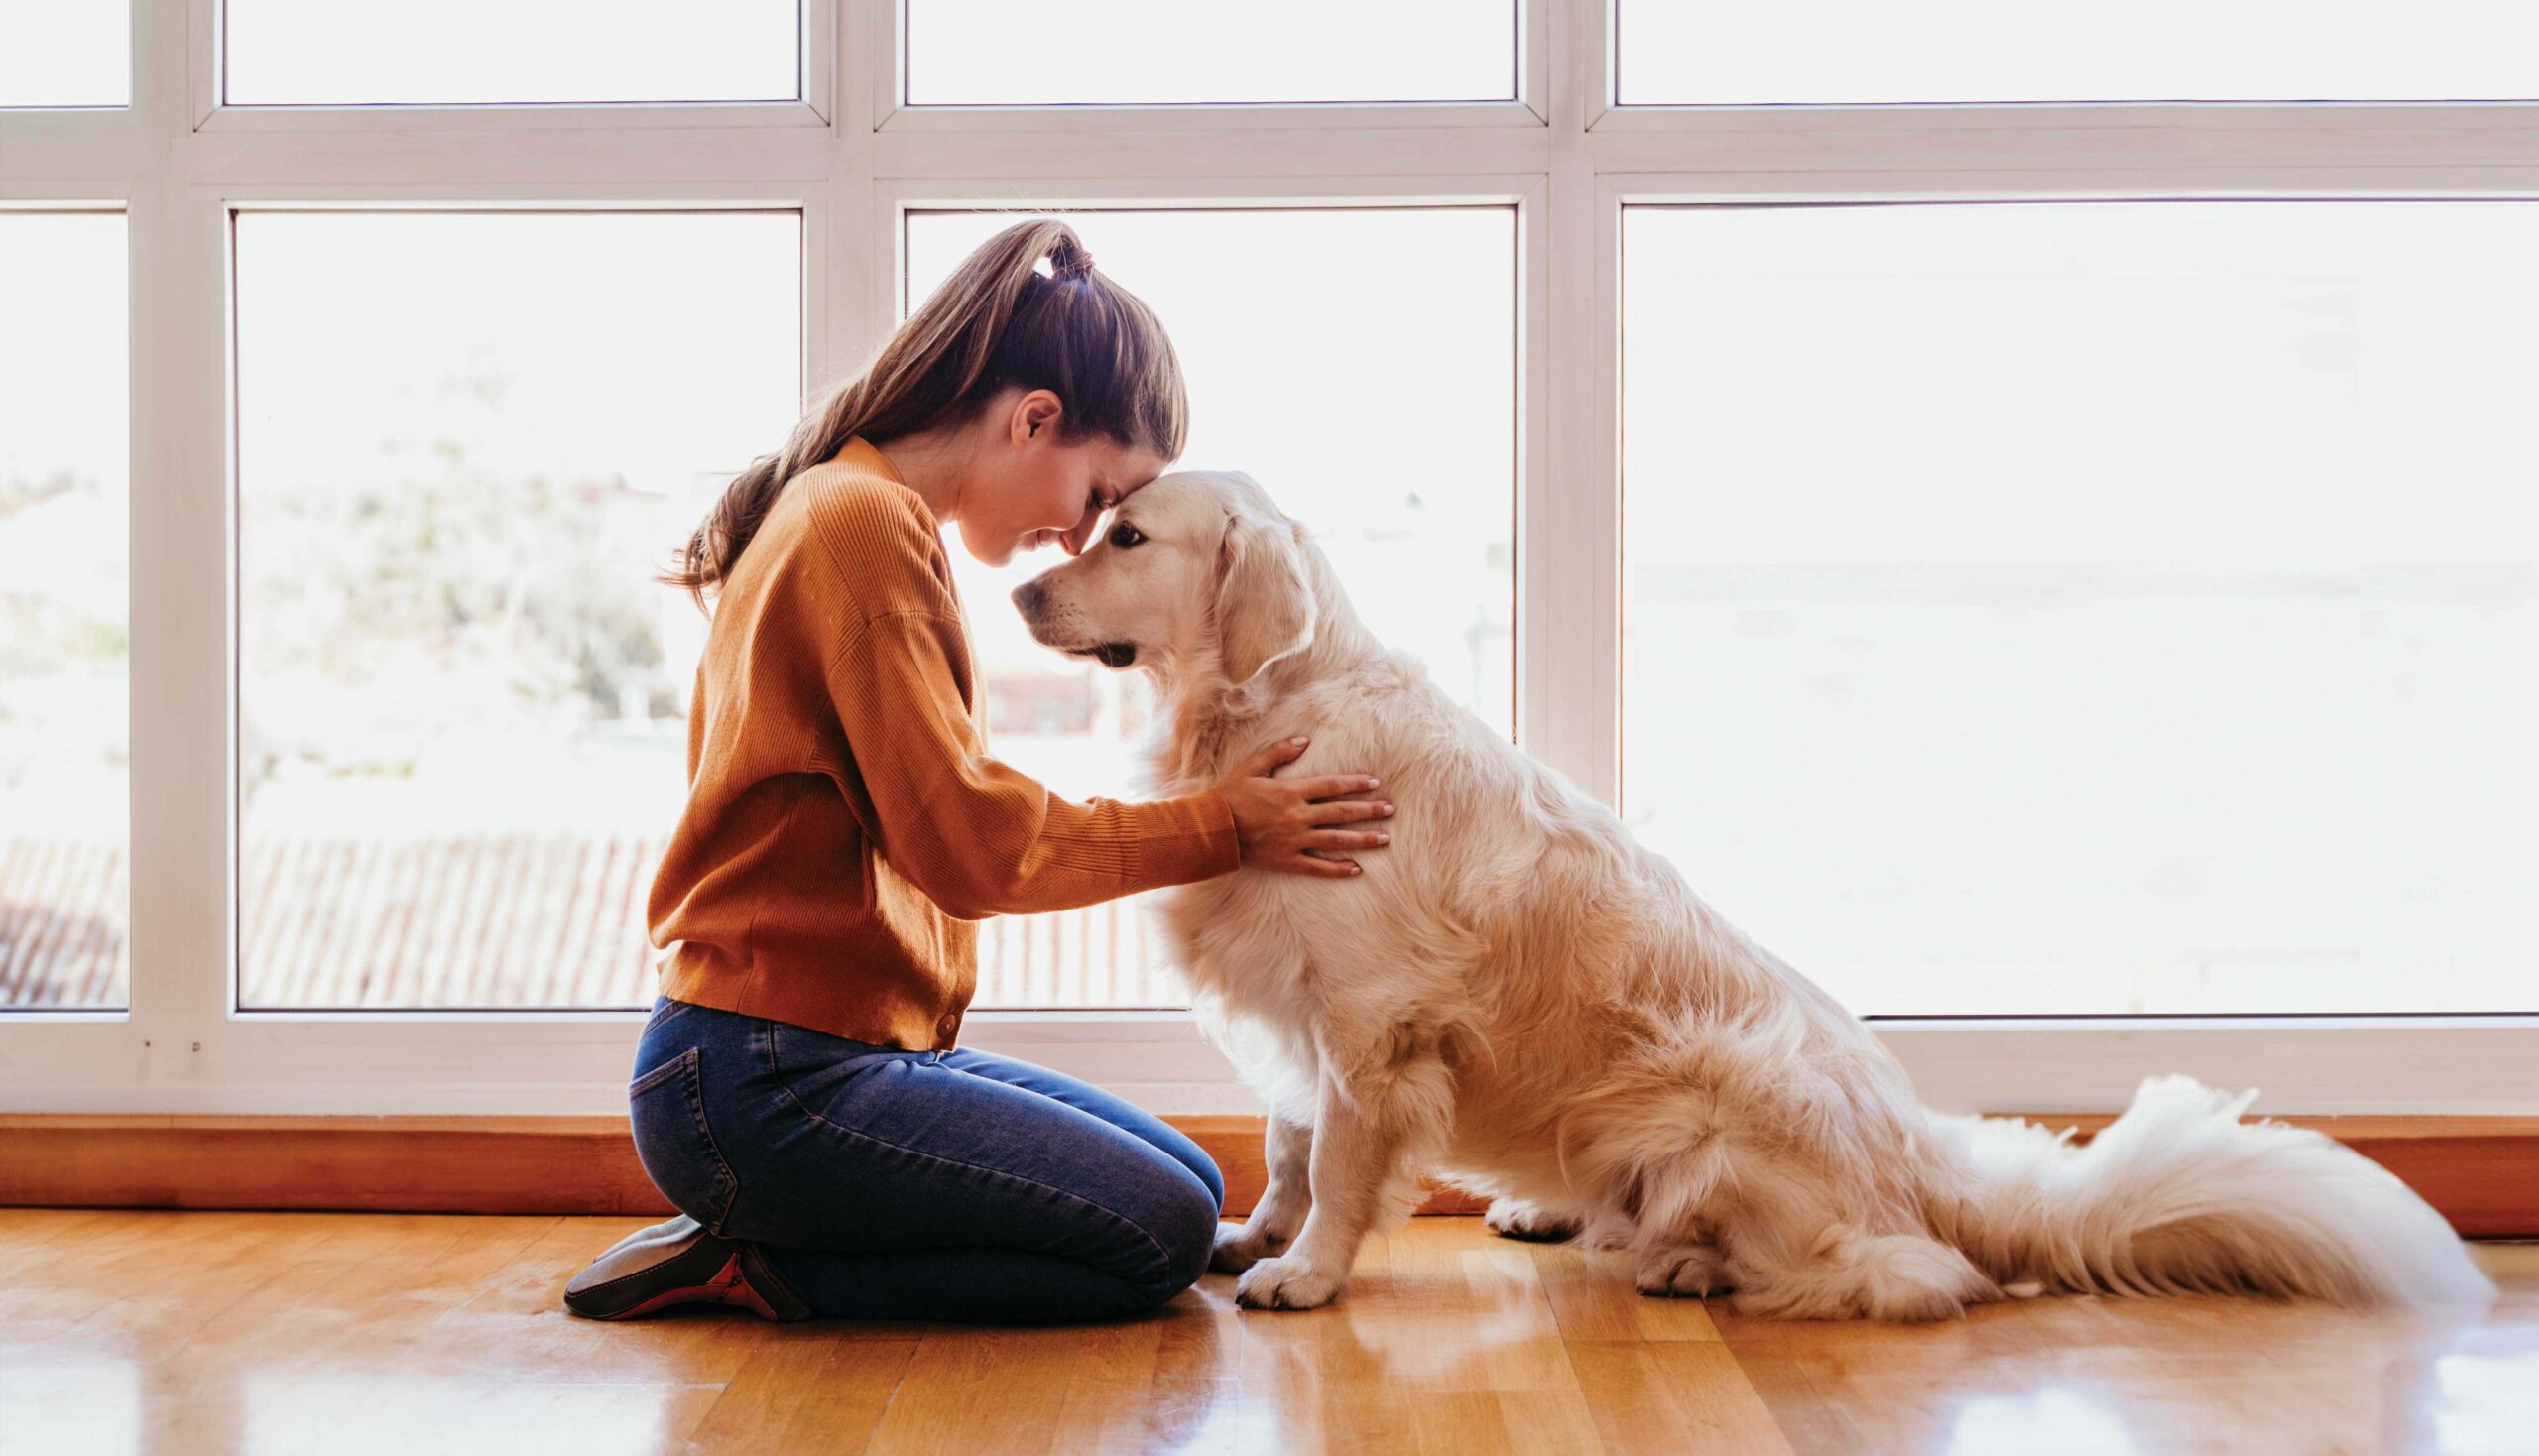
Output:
(1215, 737), (1394, 879)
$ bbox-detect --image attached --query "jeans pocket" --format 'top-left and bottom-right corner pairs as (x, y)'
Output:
(627, 1046), (742, 1234)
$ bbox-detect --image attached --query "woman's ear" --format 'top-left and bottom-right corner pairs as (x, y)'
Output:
(1213, 512), (1315, 688)
(1012, 388), (1063, 444)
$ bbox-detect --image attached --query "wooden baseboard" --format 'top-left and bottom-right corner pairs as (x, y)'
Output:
(2, 1113), (2531, 1234)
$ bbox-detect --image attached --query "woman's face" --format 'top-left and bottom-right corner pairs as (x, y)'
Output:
(954, 389), (1171, 568)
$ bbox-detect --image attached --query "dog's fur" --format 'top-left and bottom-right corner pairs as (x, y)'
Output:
(1014, 470), (2496, 1319)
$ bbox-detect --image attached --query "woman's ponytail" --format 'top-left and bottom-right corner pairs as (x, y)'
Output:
(663, 218), (1186, 610)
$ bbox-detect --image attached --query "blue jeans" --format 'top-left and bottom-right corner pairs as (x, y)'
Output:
(625, 994), (1224, 1324)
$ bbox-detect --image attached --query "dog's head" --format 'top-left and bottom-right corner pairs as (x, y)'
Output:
(1011, 470), (1316, 693)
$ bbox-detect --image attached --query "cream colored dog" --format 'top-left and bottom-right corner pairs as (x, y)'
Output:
(1012, 470), (2493, 1319)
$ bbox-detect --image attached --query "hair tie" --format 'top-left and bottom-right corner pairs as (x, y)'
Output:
(1051, 244), (1097, 279)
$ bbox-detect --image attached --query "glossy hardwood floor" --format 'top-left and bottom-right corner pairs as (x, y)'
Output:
(2, 1210), (2531, 1454)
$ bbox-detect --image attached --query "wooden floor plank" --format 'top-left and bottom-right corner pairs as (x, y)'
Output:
(679, 1329), (911, 1455)
(760, 1337), (921, 1454)
(1047, 1304), (1243, 1455)
(1566, 1338), (1798, 1456)
(1531, 1240), (1726, 1344)
(0, 1206), (124, 1269)
(1708, 1243), (2539, 1456)
(864, 1324), (1087, 1456)
(1216, 1219), (1583, 1401)
(3, 1210), (2533, 1455)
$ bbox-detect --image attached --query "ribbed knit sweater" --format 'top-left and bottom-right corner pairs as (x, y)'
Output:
(646, 437), (1240, 1048)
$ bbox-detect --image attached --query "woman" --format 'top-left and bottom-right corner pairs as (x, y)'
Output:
(562, 220), (1393, 1325)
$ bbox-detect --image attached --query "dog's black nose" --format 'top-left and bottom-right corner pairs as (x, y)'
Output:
(1011, 580), (1045, 617)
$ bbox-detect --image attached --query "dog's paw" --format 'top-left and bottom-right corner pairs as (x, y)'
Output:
(1210, 1220), (1284, 1275)
(1578, 1217), (1638, 1253)
(1485, 1198), (1581, 1244)
(1846, 1236), (1996, 1322)
(1234, 1256), (1345, 1311)
(1635, 1244), (1730, 1299)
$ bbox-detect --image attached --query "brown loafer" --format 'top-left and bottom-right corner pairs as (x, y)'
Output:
(563, 1214), (813, 1321)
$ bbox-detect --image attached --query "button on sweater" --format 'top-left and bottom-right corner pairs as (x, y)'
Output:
(647, 437), (1240, 1049)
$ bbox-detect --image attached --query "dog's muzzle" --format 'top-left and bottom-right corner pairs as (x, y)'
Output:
(1010, 580), (1136, 667)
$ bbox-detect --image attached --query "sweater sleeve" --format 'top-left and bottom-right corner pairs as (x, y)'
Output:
(824, 609), (1241, 921)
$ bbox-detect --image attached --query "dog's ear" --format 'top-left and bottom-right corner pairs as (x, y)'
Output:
(1214, 510), (1315, 688)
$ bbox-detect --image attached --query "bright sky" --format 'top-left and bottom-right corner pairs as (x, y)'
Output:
(232, 211), (801, 501)
(1620, 0), (2539, 104)
(1623, 201), (2539, 1014)
(0, 213), (126, 521)
(1626, 202), (2539, 569)
(0, 4), (128, 107)
(906, 1), (1514, 105)
(223, 0), (798, 106)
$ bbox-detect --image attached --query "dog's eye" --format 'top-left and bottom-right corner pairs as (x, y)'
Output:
(1107, 523), (1146, 550)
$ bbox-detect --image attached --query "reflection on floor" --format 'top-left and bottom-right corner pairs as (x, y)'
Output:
(1, 1210), (2531, 1454)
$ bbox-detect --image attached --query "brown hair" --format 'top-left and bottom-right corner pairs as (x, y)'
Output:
(663, 218), (1188, 609)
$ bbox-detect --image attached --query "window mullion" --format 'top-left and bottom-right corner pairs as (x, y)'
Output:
(837, 0), (889, 368)
(123, 7), (233, 1080)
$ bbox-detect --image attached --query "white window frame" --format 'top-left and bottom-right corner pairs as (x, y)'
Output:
(1, 0), (2532, 1118)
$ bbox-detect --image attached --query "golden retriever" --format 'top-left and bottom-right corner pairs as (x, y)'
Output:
(1012, 469), (2493, 1319)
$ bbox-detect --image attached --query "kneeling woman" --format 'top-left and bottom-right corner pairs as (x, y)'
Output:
(563, 220), (1393, 1325)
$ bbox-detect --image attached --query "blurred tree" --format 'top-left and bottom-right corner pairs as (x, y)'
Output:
(0, 467), (125, 681)
(239, 363), (672, 787)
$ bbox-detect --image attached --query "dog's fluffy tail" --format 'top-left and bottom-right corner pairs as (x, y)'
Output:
(1927, 1075), (2493, 1308)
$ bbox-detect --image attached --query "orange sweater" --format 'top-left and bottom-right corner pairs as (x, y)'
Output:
(647, 438), (1240, 1048)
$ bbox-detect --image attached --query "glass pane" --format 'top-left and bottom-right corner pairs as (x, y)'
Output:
(0, 4), (128, 107)
(1618, 0), (2539, 105)
(236, 210), (801, 1009)
(906, 1), (1514, 105)
(1624, 201), (2539, 1016)
(225, 0), (798, 106)
(907, 208), (1517, 1006)
(0, 211), (128, 1009)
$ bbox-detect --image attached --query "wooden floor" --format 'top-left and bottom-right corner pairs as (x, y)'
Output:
(2, 1212), (2532, 1455)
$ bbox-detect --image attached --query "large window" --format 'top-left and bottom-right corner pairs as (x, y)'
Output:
(907, 207), (1517, 1007)
(1623, 201), (2539, 1017)
(234, 210), (802, 1009)
(0, 211), (129, 1010)
(1, 1), (2531, 1118)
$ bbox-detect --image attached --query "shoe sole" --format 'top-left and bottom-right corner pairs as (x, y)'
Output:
(570, 1250), (783, 1321)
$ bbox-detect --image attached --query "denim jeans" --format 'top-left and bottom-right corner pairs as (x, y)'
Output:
(625, 994), (1225, 1324)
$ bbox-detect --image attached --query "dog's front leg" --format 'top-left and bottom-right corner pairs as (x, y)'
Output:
(1233, 1078), (1409, 1311)
(1211, 1111), (1312, 1274)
